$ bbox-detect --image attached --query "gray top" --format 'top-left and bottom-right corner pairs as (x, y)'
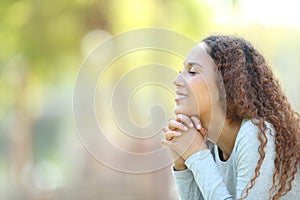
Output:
(173, 119), (300, 200)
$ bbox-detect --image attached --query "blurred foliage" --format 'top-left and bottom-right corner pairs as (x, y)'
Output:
(0, 0), (299, 199)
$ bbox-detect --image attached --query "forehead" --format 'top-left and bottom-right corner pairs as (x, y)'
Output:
(186, 43), (216, 70)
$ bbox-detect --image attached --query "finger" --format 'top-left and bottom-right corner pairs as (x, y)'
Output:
(168, 120), (188, 131)
(165, 130), (182, 140)
(190, 116), (207, 136)
(162, 125), (169, 133)
(190, 116), (202, 130)
(167, 116), (175, 123)
(167, 116), (175, 130)
(190, 116), (205, 133)
(200, 128), (208, 136)
(176, 114), (194, 128)
(161, 139), (173, 147)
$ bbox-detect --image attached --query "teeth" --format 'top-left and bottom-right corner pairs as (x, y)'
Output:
(176, 95), (188, 99)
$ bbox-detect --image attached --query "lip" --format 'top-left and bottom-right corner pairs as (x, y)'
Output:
(175, 90), (188, 96)
(175, 90), (188, 102)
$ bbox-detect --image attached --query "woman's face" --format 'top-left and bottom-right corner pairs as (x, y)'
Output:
(173, 42), (220, 119)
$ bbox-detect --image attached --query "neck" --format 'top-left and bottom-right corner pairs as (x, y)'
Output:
(201, 113), (241, 159)
(217, 119), (241, 159)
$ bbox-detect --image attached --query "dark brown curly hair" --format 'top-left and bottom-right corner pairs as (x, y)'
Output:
(202, 35), (300, 199)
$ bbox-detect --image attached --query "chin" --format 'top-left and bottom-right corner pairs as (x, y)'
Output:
(173, 106), (198, 116)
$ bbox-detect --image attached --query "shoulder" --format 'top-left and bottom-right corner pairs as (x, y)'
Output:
(236, 118), (275, 145)
(234, 118), (276, 162)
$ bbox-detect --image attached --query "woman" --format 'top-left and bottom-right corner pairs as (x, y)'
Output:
(161, 35), (300, 199)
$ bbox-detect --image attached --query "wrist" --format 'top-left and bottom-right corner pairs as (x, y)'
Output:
(174, 158), (187, 171)
(183, 143), (208, 160)
(173, 163), (187, 171)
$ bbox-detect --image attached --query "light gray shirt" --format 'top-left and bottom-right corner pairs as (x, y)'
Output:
(173, 119), (300, 200)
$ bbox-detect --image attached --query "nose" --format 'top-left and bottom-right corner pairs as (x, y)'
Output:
(173, 73), (185, 86)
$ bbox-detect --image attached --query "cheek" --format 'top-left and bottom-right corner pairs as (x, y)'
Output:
(189, 78), (211, 110)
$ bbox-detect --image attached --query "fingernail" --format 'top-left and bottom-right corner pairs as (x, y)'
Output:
(183, 126), (188, 131)
(189, 123), (193, 128)
(175, 132), (182, 136)
(197, 124), (201, 130)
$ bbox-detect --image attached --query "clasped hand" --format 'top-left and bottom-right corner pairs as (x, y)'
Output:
(161, 114), (208, 161)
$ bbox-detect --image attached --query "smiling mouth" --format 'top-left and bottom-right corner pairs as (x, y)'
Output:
(175, 94), (188, 102)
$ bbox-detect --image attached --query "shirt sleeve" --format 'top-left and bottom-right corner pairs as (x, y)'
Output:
(185, 150), (233, 200)
(234, 123), (275, 199)
(172, 166), (204, 200)
(183, 122), (276, 200)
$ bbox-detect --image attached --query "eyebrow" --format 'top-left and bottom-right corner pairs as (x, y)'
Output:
(183, 61), (204, 68)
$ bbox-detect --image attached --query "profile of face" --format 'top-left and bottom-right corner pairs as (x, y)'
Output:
(173, 42), (221, 121)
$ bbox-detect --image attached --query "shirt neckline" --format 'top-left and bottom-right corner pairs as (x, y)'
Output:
(214, 118), (249, 163)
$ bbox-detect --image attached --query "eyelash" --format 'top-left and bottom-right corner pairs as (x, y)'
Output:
(178, 70), (197, 75)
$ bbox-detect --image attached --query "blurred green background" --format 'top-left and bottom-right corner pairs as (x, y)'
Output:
(1, 0), (299, 199)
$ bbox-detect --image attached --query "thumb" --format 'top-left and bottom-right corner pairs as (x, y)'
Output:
(161, 139), (173, 148)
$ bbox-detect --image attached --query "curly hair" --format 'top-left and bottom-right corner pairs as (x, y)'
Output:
(202, 35), (300, 199)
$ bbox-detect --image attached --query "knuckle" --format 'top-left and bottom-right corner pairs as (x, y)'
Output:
(176, 115), (182, 122)
(162, 125), (167, 131)
(168, 116), (174, 122)
(178, 114), (187, 120)
(191, 116), (199, 121)
(166, 131), (172, 136)
(173, 121), (180, 127)
(168, 119), (176, 125)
